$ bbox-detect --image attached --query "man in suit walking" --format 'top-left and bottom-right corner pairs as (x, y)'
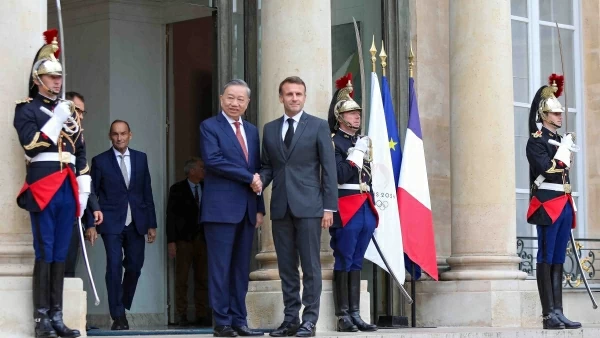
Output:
(260, 76), (337, 337)
(166, 157), (210, 326)
(199, 79), (265, 337)
(89, 120), (157, 330)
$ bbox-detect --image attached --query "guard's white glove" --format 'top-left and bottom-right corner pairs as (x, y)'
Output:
(347, 137), (370, 169)
(76, 175), (92, 218)
(548, 133), (579, 169)
(40, 100), (74, 144)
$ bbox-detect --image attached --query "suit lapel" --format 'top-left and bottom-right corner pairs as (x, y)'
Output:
(217, 113), (247, 164)
(276, 116), (286, 160)
(129, 150), (136, 191)
(286, 113), (308, 159)
(109, 148), (128, 189)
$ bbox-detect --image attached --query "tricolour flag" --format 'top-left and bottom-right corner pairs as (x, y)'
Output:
(364, 72), (405, 284)
(397, 77), (438, 280)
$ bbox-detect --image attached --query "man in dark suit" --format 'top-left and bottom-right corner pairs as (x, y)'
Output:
(88, 119), (157, 330)
(199, 79), (265, 337)
(166, 157), (209, 326)
(64, 91), (104, 278)
(260, 76), (337, 337)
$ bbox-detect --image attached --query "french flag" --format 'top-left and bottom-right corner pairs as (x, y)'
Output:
(397, 77), (438, 280)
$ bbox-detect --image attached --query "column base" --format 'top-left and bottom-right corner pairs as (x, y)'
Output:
(409, 280), (540, 327)
(0, 276), (87, 338)
(442, 255), (528, 280)
(246, 280), (371, 331)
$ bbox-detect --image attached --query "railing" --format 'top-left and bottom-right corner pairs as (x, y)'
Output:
(517, 236), (598, 289)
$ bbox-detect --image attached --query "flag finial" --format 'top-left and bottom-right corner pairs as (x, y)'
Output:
(370, 35), (377, 73)
(409, 42), (415, 78)
(380, 41), (387, 77)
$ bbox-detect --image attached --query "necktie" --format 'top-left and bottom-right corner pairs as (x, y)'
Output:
(119, 154), (132, 226)
(284, 118), (295, 149)
(233, 122), (249, 162)
(194, 184), (200, 208)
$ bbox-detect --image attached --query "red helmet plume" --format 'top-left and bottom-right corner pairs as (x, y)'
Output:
(548, 73), (564, 98)
(335, 73), (353, 98)
(42, 29), (60, 58)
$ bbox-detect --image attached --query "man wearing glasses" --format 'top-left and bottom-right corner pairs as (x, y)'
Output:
(64, 91), (104, 278)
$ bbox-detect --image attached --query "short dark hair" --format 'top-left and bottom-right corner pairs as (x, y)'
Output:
(65, 91), (85, 102)
(278, 76), (306, 95)
(110, 119), (131, 133)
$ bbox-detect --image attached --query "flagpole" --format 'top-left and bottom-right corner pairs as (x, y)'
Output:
(408, 41), (418, 327)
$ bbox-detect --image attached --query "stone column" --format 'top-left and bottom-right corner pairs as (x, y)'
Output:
(412, 0), (533, 328)
(443, 0), (526, 281)
(0, 3), (86, 337)
(247, 0), (371, 331)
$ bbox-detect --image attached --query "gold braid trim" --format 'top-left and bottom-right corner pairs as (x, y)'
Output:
(546, 159), (565, 174)
(80, 164), (90, 175)
(24, 132), (51, 150)
(60, 130), (76, 150)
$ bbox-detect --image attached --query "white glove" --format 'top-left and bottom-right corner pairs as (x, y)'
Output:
(354, 136), (369, 153)
(40, 100), (74, 144)
(76, 175), (92, 217)
(549, 133), (579, 169)
(347, 147), (364, 169)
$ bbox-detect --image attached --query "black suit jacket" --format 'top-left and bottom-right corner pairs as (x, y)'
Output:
(166, 179), (203, 243)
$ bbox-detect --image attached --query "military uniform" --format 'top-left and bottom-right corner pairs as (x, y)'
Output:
(327, 74), (378, 333)
(526, 74), (580, 330)
(13, 29), (89, 338)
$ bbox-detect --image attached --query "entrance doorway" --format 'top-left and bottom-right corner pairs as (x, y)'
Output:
(165, 13), (216, 326)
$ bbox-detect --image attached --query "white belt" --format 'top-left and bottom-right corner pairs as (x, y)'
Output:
(28, 152), (76, 165)
(338, 183), (370, 192)
(534, 175), (546, 187)
(538, 182), (571, 193)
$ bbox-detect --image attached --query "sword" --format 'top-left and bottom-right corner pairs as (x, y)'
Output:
(371, 235), (413, 304)
(352, 17), (366, 132)
(569, 232), (598, 309)
(78, 217), (100, 306)
(56, 0), (66, 100)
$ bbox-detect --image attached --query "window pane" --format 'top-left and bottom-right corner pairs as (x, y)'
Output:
(511, 20), (529, 103)
(511, 0), (528, 17)
(232, 0), (245, 79)
(539, 0), (573, 25)
(514, 106), (531, 189)
(539, 26), (575, 108)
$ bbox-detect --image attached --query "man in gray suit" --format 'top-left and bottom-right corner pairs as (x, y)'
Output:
(259, 76), (337, 337)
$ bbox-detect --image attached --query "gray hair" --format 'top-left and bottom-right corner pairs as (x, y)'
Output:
(222, 79), (251, 98)
(183, 157), (202, 176)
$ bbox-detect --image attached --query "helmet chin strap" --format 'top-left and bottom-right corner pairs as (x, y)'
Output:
(35, 74), (60, 96)
(339, 117), (359, 131)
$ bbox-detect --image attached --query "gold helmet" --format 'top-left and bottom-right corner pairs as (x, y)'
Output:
(29, 29), (63, 97)
(528, 73), (564, 133)
(328, 73), (361, 132)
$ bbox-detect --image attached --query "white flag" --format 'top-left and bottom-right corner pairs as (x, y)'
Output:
(364, 72), (406, 284)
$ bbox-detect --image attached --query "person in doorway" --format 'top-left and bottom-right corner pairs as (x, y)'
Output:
(89, 119), (158, 331)
(327, 74), (378, 332)
(166, 157), (210, 327)
(526, 74), (581, 330)
(13, 29), (88, 338)
(63, 91), (103, 278)
(259, 76), (337, 337)
(199, 79), (264, 337)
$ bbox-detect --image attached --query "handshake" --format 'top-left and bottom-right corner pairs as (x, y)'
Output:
(251, 173), (263, 194)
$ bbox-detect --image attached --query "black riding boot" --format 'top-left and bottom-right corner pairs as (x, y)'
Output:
(333, 271), (358, 332)
(536, 263), (564, 330)
(33, 260), (58, 338)
(348, 270), (377, 331)
(49, 262), (81, 338)
(551, 264), (582, 329)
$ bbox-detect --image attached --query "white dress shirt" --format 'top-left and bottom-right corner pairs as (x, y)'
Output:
(113, 147), (131, 182)
(222, 111), (248, 151)
(187, 179), (202, 205)
(281, 110), (304, 140)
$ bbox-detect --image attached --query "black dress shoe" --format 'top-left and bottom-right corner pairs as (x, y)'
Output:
(295, 321), (315, 337)
(110, 317), (125, 331)
(177, 315), (190, 326)
(269, 320), (300, 337)
(214, 325), (239, 337)
(121, 316), (129, 330)
(233, 325), (264, 336)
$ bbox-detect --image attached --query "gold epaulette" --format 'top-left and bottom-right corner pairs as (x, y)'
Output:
(15, 98), (32, 105)
(532, 130), (542, 138)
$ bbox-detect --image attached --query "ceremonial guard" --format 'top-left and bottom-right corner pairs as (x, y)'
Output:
(13, 29), (90, 338)
(526, 74), (581, 330)
(328, 74), (378, 333)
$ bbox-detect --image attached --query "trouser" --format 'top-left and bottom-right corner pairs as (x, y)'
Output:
(537, 203), (573, 264)
(329, 202), (377, 271)
(175, 231), (209, 318)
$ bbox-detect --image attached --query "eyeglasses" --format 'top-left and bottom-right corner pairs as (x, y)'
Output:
(75, 106), (87, 116)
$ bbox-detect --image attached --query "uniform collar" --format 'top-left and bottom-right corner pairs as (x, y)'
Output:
(35, 93), (58, 106)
